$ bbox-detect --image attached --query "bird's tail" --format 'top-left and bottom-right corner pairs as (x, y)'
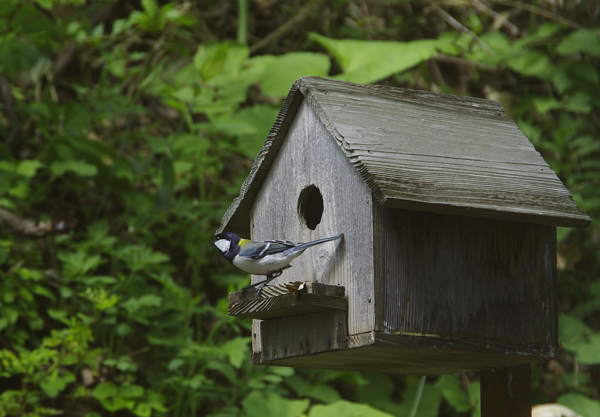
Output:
(287, 234), (344, 253)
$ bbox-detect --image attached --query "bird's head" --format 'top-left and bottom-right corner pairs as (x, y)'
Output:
(211, 232), (242, 255)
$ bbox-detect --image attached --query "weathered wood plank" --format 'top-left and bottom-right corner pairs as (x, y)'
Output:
(228, 282), (347, 320)
(254, 310), (347, 363)
(250, 99), (375, 336)
(300, 77), (589, 228)
(255, 332), (556, 375)
(373, 333), (557, 358)
(373, 206), (558, 346)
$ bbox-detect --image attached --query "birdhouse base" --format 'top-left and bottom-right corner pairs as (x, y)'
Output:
(228, 281), (347, 320)
(252, 331), (559, 375)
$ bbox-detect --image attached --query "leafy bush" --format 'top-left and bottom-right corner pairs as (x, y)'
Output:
(0, 0), (599, 416)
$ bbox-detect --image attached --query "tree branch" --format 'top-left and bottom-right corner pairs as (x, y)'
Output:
(431, 3), (496, 55)
(250, 0), (326, 54)
(0, 208), (54, 236)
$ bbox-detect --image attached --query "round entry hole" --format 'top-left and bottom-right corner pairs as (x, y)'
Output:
(298, 185), (324, 230)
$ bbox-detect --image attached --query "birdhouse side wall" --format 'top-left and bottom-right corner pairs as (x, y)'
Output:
(250, 99), (376, 338)
(373, 205), (558, 347)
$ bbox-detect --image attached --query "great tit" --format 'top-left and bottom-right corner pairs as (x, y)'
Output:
(211, 232), (343, 296)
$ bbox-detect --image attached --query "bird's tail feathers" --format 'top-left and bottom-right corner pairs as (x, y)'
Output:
(288, 234), (343, 253)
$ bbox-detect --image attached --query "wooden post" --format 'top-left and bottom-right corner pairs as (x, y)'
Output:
(481, 364), (531, 417)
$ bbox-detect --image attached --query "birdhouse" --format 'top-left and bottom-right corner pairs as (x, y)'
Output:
(219, 76), (590, 375)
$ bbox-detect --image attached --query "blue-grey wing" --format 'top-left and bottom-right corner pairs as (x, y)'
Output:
(239, 240), (297, 259)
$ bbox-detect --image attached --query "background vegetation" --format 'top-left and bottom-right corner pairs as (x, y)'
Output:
(0, 0), (599, 416)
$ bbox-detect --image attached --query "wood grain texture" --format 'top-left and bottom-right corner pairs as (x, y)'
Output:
(219, 76), (589, 235)
(254, 310), (347, 362)
(250, 99), (375, 337)
(228, 282), (347, 320)
(254, 332), (556, 375)
(373, 206), (558, 346)
(298, 77), (589, 228)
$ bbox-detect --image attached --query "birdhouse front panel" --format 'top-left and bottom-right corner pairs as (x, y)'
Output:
(250, 99), (376, 336)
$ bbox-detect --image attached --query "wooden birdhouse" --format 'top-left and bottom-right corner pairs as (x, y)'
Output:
(220, 76), (590, 375)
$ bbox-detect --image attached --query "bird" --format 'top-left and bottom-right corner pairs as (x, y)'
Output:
(211, 232), (343, 296)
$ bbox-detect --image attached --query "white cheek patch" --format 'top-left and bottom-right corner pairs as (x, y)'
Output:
(214, 239), (231, 254)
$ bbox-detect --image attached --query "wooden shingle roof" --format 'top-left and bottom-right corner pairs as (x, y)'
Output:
(219, 76), (590, 236)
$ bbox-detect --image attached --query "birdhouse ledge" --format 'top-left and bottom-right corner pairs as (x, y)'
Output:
(228, 281), (347, 320)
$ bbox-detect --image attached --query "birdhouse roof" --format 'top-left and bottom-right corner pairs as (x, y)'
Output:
(219, 76), (590, 236)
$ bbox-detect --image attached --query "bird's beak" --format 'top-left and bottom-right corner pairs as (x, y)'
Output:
(209, 240), (215, 247)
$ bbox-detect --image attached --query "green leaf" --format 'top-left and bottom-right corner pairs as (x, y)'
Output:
(40, 370), (76, 398)
(65, 101), (92, 132)
(0, 33), (44, 78)
(569, 333), (600, 364)
(556, 30), (600, 57)
(122, 294), (162, 315)
(242, 391), (309, 417)
(286, 375), (341, 403)
(309, 33), (450, 84)
(308, 401), (394, 417)
(533, 97), (563, 114)
(259, 52), (330, 98)
(33, 0), (53, 9)
(559, 313), (600, 364)
(402, 376), (442, 417)
(58, 251), (103, 277)
(50, 160), (98, 177)
(146, 390), (168, 412)
(514, 22), (562, 48)
(172, 133), (210, 154)
(568, 61), (600, 85)
(194, 42), (249, 83)
(564, 91), (592, 114)
(93, 382), (119, 400)
(120, 384), (144, 399)
(356, 373), (394, 406)
(31, 284), (55, 301)
(466, 31), (512, 65)
(133, 403), (152, 417)
(16, 160), (42, 178)
(354, 374), (440, 417)
(221, 337), (250, 368)
(506, 51), (552, 79)
(467, 381), (481, 417)
(230, 104), (280, 158)
(558, 393), (600, 417)
(436, 374), (471, 412)
(168, 358), (185, 371)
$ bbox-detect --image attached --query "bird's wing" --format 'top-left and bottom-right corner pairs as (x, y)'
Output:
(239, 240), (298, 259)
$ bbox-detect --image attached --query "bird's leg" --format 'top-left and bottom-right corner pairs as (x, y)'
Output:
(255, 271), (281, 297)
(240, 266), (291, 297)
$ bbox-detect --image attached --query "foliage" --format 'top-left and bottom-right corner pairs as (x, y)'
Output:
(0, 0), (599, 416)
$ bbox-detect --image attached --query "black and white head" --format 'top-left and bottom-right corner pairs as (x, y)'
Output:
(211, 232), (242, 257)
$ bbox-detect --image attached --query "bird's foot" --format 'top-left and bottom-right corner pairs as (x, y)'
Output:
(241, 266), (293, 298)
(240, 285), (252, 296)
